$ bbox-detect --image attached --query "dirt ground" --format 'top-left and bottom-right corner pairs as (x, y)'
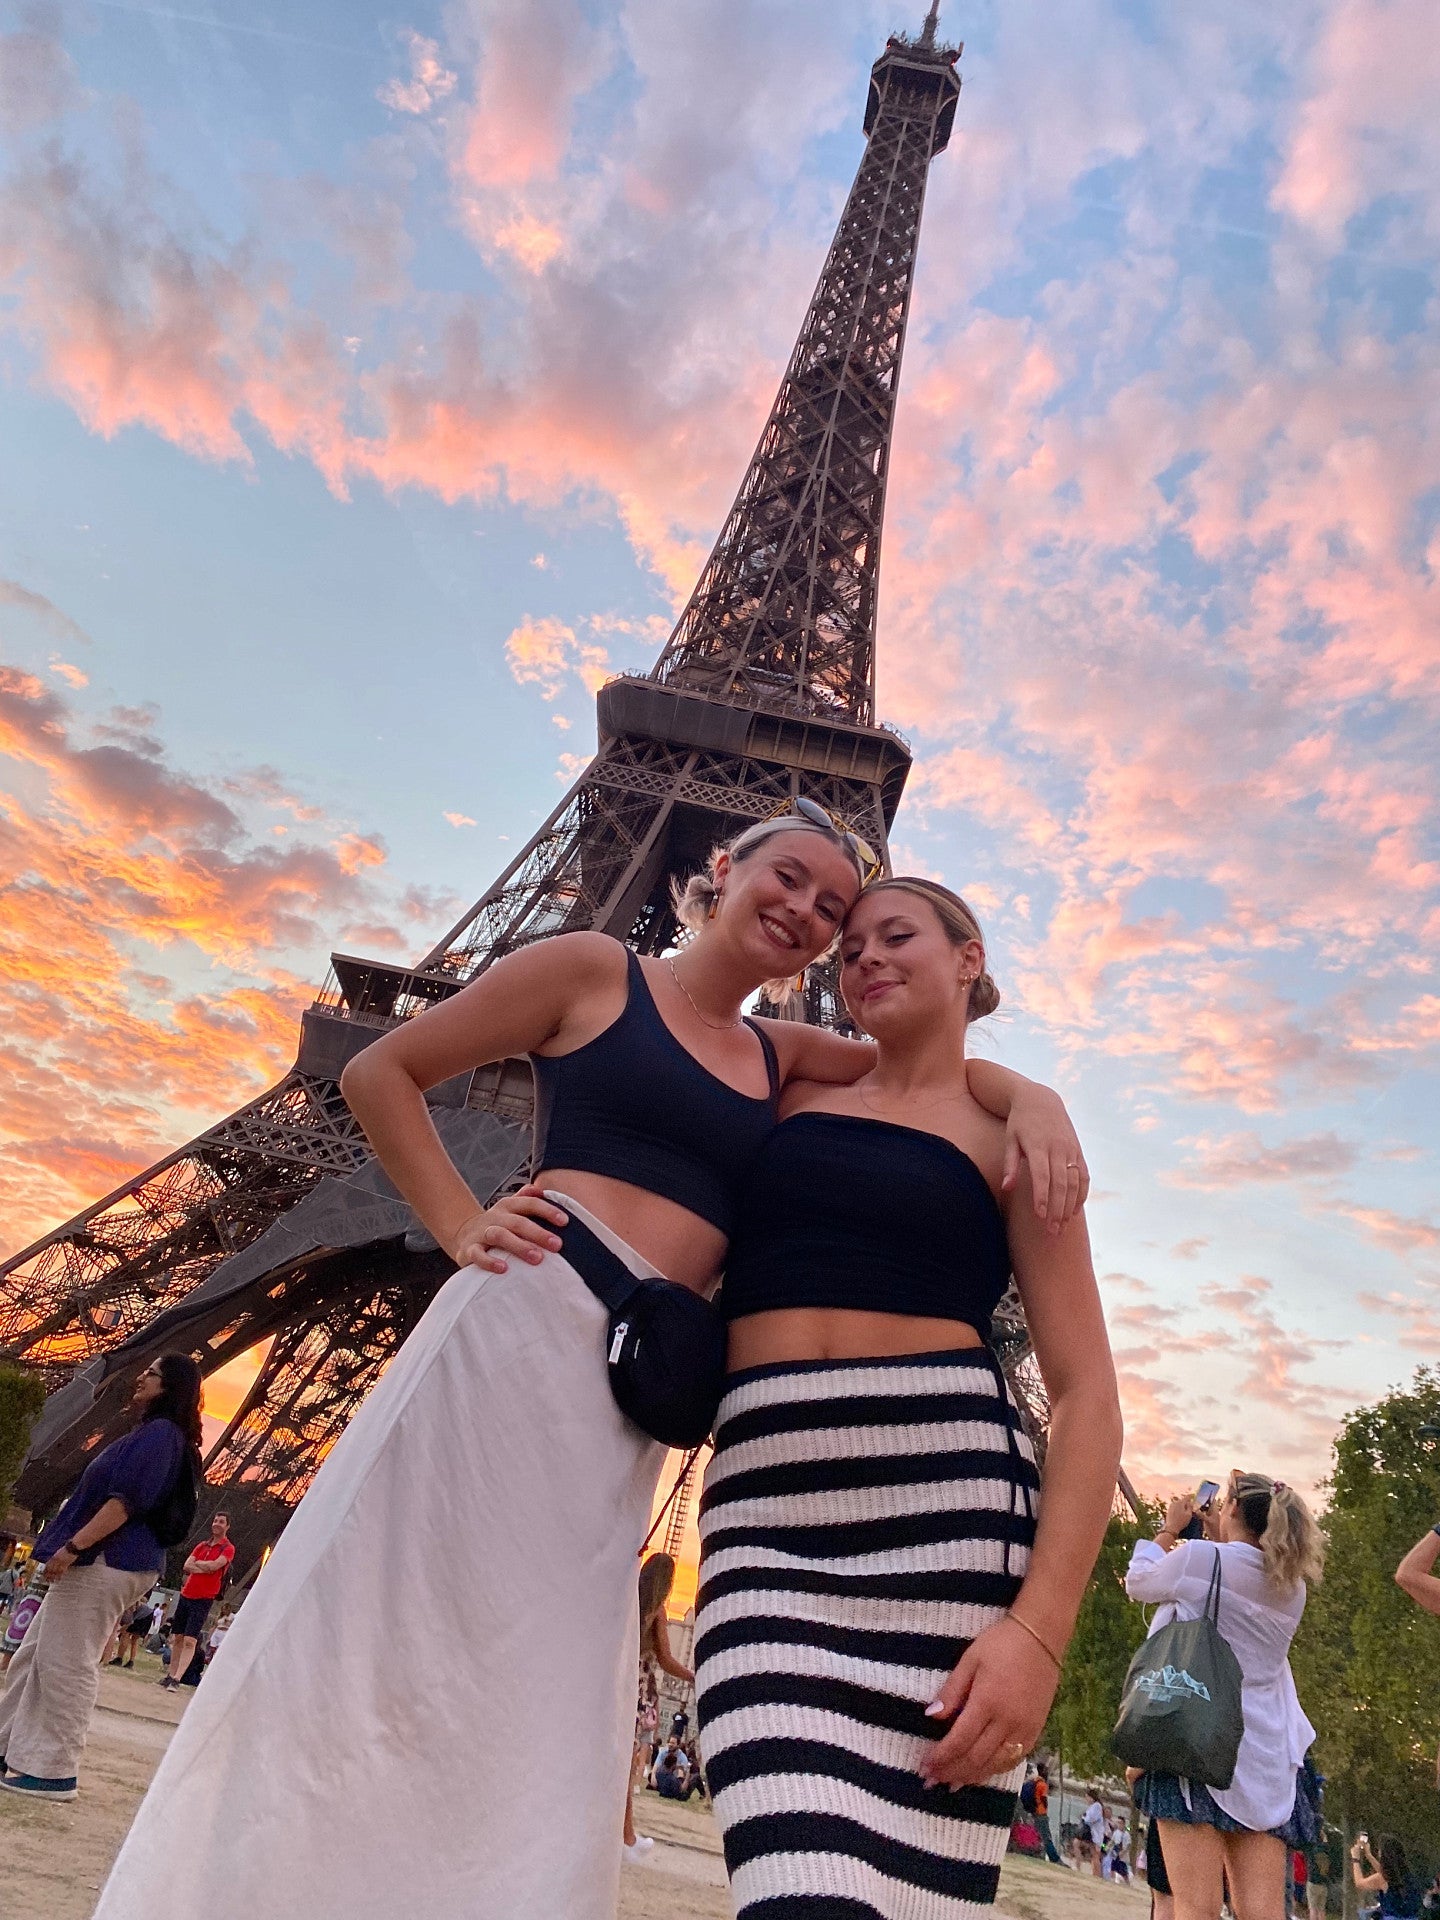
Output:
(0, 1658), (1148, 1920)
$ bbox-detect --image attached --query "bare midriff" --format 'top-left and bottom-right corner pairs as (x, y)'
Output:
(535, 1169), (730, 1296)
(727, 1306), (985, 1372)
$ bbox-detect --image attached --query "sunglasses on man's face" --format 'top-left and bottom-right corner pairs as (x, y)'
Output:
(781, 796), (882, 883)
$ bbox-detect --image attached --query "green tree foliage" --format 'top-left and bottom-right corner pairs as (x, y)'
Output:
(1043, 1510), (1155, 1777)
(1291, 1367), (1440, 1859)
(0, 1362), (46, 1513)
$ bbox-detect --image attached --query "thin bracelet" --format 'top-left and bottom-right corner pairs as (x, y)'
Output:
(1006, 1609), (1064, 1671)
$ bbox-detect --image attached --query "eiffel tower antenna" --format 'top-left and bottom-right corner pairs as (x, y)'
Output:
(920, 3), (942, 50)
(1, 26), (966, 1549)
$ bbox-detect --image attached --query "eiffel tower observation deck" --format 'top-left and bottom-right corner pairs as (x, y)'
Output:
(0, 10), (1003, 1561)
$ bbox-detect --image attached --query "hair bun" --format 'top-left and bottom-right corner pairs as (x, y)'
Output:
(970, 971), (1001, 1021)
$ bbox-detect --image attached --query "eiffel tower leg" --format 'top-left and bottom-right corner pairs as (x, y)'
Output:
(0, 1062), (386, 1374)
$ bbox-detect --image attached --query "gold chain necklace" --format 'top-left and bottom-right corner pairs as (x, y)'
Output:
(857, 1078), (960, 1117)
(666, 955), (743, 1031)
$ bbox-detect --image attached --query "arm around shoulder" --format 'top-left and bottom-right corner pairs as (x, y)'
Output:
(758, 1019), (874, 1089)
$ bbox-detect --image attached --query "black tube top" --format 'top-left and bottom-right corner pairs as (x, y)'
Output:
(530, 945), (780, 1235)
(720, 1110), (1012, 1337)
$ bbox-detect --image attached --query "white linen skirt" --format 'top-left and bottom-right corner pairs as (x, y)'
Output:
(94, 1193), (666, 1920)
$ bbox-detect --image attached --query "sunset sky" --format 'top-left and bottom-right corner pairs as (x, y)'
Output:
(1, 0), (1437, 1567)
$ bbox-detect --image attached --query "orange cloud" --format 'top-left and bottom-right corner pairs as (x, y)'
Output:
(0, 663), (417, 1258)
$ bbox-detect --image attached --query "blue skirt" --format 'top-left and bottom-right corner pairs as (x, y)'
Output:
(1134, 1770), (1303, 1847)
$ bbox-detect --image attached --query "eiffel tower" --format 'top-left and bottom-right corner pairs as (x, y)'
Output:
(2, 10), (1034, 1562)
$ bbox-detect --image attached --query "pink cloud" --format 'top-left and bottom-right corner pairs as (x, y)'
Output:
(1331, 1203), (1440, 1255)
(377, 29), (457, 116)
(1168, 1130), (1359, 1189)
(1272, 0), (1440, 247)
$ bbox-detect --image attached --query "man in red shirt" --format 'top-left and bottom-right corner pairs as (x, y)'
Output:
(162, 1513), (234, 1693)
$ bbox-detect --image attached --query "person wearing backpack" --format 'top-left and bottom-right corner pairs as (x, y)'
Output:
(1123, 1473), (1324, 1920)
(0, 1354), (202, 1801)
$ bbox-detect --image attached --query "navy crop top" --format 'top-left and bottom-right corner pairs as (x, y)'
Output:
(529, 946), (780, 1235)
(721, 1110), (1012, 1337)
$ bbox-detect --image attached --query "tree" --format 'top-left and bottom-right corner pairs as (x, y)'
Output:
(1291, 1367), (1440, 1862)
(1043, 1510), (1154, 1778)
(0, 1361), (46, 1514)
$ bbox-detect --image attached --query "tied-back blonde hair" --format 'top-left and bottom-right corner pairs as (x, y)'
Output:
(858, 877), (1001, 1021)
(1230, 1472), (1324, 1590)
(671, 816), (865, 1004)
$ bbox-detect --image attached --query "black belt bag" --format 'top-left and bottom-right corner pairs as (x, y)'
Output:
(558, 1215), (726, 1448)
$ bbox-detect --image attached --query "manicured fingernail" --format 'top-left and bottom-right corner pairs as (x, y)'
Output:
(527, 1250), (543, 1263)
(548, 1236), (562, 1250)
(925, 1699), (947, 1717)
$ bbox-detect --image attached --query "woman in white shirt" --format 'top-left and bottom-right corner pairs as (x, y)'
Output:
(1125, 1472), (1323, 1920)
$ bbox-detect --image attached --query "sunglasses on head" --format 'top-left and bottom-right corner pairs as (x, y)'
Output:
(774, 796), (882, 883)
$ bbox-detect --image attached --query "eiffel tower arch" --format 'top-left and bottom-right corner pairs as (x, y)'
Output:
(1, 15), (1027, 1565)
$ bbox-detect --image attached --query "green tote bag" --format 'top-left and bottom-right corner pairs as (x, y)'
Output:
(1111, 1550), (1245, 1788)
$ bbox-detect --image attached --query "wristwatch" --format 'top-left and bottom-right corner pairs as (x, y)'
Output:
(62, 1538), (86, 1557)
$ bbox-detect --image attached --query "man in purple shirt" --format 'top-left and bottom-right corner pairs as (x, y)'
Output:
(0, 1355), (200, 1800)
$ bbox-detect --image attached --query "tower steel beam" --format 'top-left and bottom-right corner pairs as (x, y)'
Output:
(1, 16), (1028, 1531)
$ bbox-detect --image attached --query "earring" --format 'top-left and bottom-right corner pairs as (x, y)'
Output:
(707, 892), (721, 920)
(792, 970), (807, 994)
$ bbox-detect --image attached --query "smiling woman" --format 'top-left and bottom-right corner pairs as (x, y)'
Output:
(695, 876), (1122, 1920)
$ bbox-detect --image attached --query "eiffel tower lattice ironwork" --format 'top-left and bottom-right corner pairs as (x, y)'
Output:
(0, 14), (1037, 1561)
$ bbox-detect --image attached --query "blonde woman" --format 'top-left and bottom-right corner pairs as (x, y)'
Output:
(695, 877), (1122, 1918)
(625, 1552), (692, 1861)
(1125, 1473), (1325, 1920)
(95, 813), (1083, 1920)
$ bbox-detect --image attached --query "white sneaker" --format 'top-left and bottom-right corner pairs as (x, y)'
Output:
(623, 1838), (655, 1864)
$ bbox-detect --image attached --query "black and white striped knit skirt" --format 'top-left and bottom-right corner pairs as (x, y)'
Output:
(694, 1348), (1040, 1919)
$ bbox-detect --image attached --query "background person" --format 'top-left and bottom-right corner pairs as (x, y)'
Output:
(1033, 1761), (1061, 1864)
(109, 1597), (155, 1669)
(652, 1736), (690, 1799)
(1125, 1472), (1324, 1920)
(0, 1355), (200, 1801)
(624, 1553), (693, 1862)
(681, 1739), (706, 1802)
(1307, 1825), (1345, 1919)
(1143, 1814), (1175, 1920)
(163, 1512), (234, 1693)
(1083, 1789), (1107, 1875)
(1352, 1836), (1423, 1918)
(205, 1609), (236, 1667)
